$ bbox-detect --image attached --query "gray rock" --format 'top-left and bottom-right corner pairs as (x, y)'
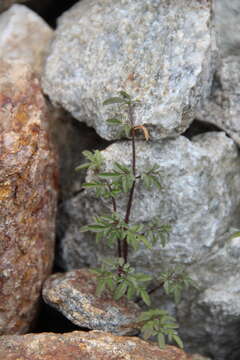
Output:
(58, 132), (240, 358)
(178, 230), (240, 359)
(42, 269), (140, 335)
(197, 56), (240, 146)
(214, 0), (240, 57)
(42, 0), (215, 141)
(59, 132), (240, 270)
(0, 4), (53, 73)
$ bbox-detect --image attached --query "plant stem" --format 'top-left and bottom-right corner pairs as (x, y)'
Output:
(123, 103), (137, 264)
(106, 182), (122, 258)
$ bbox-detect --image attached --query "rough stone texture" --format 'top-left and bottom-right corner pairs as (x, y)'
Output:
(43, 269), (140, 335)
(59, 132), (240, 269)
(0, 61), (58, 335)
(58, 133), (240, 359)
(214, 0), (240, 57)
(0, 4), (53, 73)
(43, 0), (215, 141)
(197, 56), (240, 146)
(0, 330), (208, 360)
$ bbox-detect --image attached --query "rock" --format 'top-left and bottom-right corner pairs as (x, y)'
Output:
(42, 0), (215, 141)
(57, 132), (240, 358)
(0, 0), (26, 12)
(177, 229), (240, 360)
(42, 268), (140, 335)
(0, 60), (58, 334)
(0, 4), (53, 73)
(59, 132), (240, 269)
(197, 56), (240, 146)
(214, 0), (240, 56)
(0, 330), (193, 360)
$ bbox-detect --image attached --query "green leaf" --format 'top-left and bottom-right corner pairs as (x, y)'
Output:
(98, 172), (121, 178)
(114, 281), (128, 300)
(82, 182), (105, 188)
(103, 97), (125, 105)
(106, 118), (122, 125)
(75, 163), (90, 171)
(157, 333), (166, 349)
(85, 225), (107, 232)
(172, 334), (184, 349)
(96, 278), (106, 297)
(230, 231), (240, 240)
(119, 91), (131, 100)
(140, 289), (151, 306)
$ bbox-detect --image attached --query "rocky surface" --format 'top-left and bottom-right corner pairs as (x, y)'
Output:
(214, 0), (240, 56)
(0, 61), (58, 335)
(57, 132), (240, 358)
(42, 269), (140, 335)
(59, 132), (240, 269)
(197, 56), (240, 146)
(43, 0), (215, 141)
(0, 4), (53, 73)
(0, 0), (26, 12)
(0, 330), (209, 360)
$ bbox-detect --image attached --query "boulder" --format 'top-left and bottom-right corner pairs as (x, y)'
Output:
(59, 132), (240, 269)
(42, 0), (215, 141)
(42, 268), (140, 335)
(0, 330), (208, 360)
(0, 4), (53, 73)
(0, 61), (58, 334)
(214, 0), (240, 56)
(197, 56), (240, 146)
(57, 132), (240, 358)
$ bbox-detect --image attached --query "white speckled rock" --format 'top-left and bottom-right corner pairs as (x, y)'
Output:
(214, 0), (240, 56)
(59, 132), (240, 270)
(42, 0), (215, 141)
(0, 4), (53, 73)
(197, 56), (240, 146)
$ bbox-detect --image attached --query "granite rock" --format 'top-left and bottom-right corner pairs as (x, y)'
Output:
(0, 61), (58, 334)
(0, 4), (53, 73)
(0, 330), (194, 360)
(43, 0), (215, 141)
(214, 0), (240, 57)
(42, 268), (140, 335)
(59, 132), (240, 269)
(197, 56), (240, 146)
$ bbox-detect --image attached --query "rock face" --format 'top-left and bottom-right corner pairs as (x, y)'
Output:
(214, 0), (240, 56)
(197, 56), (240, 146)
(58, 133), (240, 358)
(59, 132), (240, 269)
(0, 4), (53, 73)
(0, 330), (205, 360)
(0, 61), (58, 335)
(0, 0), (26, 12)
(42, 0), (215, 141)
(42, 269), (140, 335)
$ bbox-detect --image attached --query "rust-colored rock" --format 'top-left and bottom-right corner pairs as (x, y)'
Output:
(0, 330), (190, 360)
(0, 61), (58, 334)
(43, 269), (140, 335)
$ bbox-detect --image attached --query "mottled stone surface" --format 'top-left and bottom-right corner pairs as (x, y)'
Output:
(0, 330), (203, 360)
(0, 4), (53, 73)
(43, 0), (214, 141)
(0, 61), (58, 334)
(43, 269), (140, 335)
(58, 133), (240, 358)
(59, 132), (240, 269)
(197, 56), (240, 146)
(177, 229), (240, 360)
(214, 0), (240, 56)
(0, 0), (26, 12)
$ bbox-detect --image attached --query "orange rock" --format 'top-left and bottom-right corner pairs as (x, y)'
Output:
(0, 330), (189, 360)
(0, 61), (58, 334)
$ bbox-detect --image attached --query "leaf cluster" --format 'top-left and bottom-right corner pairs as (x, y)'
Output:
(159, 266), (197, 304)
(138, 309), (183, 349)
(92, 258), (152, 305)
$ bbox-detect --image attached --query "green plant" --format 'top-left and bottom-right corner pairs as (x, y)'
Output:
(77, 91), (194, 349)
